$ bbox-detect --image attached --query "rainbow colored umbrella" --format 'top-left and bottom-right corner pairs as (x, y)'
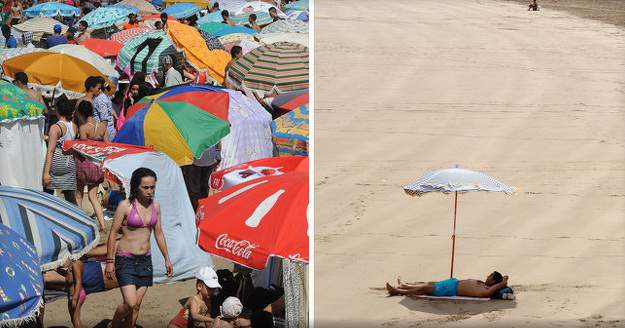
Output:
(114, 84), (231, 165)
(0, 80), (46, 122)
(271, 104), (308, 156)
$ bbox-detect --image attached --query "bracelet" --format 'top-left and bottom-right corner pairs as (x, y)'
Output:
(105, 259), (115, 263)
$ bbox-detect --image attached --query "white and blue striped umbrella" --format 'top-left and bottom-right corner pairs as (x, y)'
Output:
(403, 167), (514, 196)
(403, 167), (514, 278)
(24, 2), (80, 17)
(162, 3), (200, 19)
(0, 186), (99, 271)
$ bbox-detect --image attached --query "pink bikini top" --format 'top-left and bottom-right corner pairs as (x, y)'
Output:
(126, 200), (157, 228)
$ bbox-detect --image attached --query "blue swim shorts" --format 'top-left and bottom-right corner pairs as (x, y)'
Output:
(432, 278), (458, 297)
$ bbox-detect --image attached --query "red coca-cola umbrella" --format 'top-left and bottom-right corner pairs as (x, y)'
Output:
(196, 158), (308, 269)
(210, 156), (308, 192)
(80, 38), (123, 58)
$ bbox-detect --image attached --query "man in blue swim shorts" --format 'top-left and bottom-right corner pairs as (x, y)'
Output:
(386, 271), (509, 298)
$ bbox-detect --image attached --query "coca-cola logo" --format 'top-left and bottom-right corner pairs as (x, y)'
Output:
(215, 234), (256, 260)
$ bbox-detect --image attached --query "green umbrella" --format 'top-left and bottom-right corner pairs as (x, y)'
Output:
(0, 80), (45, 122)
(198, 22), (227, 35)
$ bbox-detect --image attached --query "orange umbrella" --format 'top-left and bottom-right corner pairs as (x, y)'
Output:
(80, 38), (123, 58)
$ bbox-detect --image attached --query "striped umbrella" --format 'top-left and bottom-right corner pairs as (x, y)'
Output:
(24, 2), (80, 17)
(114, 84), (231, 165)
(161, 3), (199, 19)
(227, 42), (309, 95)
(109, 26), (152, 43)
(271, 104), (308, 157)
(0, 186), (100, 271)
(78, 6), (133, 30)
(117, 30), (180, 74)
(0, 223), (43, 326)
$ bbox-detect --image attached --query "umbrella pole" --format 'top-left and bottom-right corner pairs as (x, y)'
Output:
(450, 191), (458, 278)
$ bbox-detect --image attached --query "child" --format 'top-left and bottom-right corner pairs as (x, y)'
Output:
(168, 267), (223, 328)
(217, 297), (250, 328)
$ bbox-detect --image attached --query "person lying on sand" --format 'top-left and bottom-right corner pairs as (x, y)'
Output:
(528, 0), (539, 11)
(386, 271), (508, 298)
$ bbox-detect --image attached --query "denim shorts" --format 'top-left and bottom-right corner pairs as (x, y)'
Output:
(115, 254), (153, 287)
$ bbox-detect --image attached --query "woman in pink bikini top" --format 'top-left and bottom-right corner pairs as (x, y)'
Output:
(105, 167), (173, 328)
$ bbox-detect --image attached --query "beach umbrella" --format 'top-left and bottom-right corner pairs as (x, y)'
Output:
(211, 0), (246, 12)
(196, 11), (223, 25)
(286, 10), (309, 22)
(257, 32), (308, 47)
(227, 42), (309, 95)
(117, 0), (159, 15)
(109, 3), (141, 14)
(48, 44), (119, 83)
(109, 26), (153, 44)
(218, 32), (256, 46)
(0, 186), (100, 270)
(2, 50), (116, 98)
(161, 3), (199, 19)
(163, 0), (208, 6)
(211, 25), (256, 38)
(231, 1), (286, 25)
(23, 2), (80, 17)
(114, 84), (231, 165)
(166, 21), (231, 83)
(271, 88), (308, 116)
(403, 167), (514, 278)
(80, 38), (123, 58)
(284, 0), (308, 12)
(0, 80), (46, 122)
(0, 223), (44, 326)
(197, 157), (309, 269)
(271, 105), (308, 156)
(260, 19), (308, 34)
(12, 17), (69, 41)
(222, 39), (260, 54)
(210, 156), (308, 192)
(199, 31), (225, 50)
(197, 22), (227, 35)
(77, 6), (133, 30)
(231, 10), (273, 26)
(117, 30), (181, 74)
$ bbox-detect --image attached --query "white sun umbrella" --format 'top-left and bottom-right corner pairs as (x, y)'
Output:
(48, 44), (120, 85)
(403, 166), (514, 278)
(257, 32), (308, 47)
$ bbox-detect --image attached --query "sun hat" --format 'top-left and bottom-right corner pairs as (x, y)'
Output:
(220, 297), (243, 318)
(195, 266), (221, 289)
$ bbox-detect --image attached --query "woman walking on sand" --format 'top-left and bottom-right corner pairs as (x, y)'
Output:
(105, 168), (173, 328)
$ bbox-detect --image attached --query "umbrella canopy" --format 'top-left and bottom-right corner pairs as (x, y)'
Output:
(197, 157), (309, 269)
(222, 39), (260, 54)
(227, 42), (309, 95)
(286, 10), (309, 22)
(109, 3), (141, 14)
(218, 32), (256, 45)
(48, 44), (119, 83)
(196, 11), (223, 25)
(23, 2), (80, 17)
(0, 80), (46, 122)
(117, 30), (180, 74)
(271, 88), (308, 116)
(271, 104), (308, 156)
(2, 51), (116, 98)
(231, 10), (273, 26)
(12, 17), (69, 41)
(284, 0), (309, 11)
(166, 21), (231, 83)
(141, 14), (178, 28)
(403, 167), (514, 277)
(257, 32), (308, 47)
(210, 25), (256, 38)
(77, 6), (132, 30)
(118, 0), (159, 15)
(114, 84), (231, 165)
(211, 156), (308, 191)
(109, 26), (153, 44)
(0, 223), (43, 326)
(80, 38), (123, 58)
(198, 22), (227, 35)
(0, 186), (100, 271)
(198, 31), (225, 50)
(161, 2), (199, 19)
(260, 19), (308, 34)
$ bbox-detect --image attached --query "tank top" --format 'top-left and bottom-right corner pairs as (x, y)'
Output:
(56, 120), (75, 147)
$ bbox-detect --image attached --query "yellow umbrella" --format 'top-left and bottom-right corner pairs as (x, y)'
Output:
(167, 21), (231, 84)
(2, 52), (116, 97)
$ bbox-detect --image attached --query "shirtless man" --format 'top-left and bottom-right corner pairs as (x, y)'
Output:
(386, 271), (508, 298)
(13, 72), (45, 106)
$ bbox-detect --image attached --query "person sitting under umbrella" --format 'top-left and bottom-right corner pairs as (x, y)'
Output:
(75, 21), (91, 43)
(245, 14), (261, 32)
(268, 7), (283, 22)
(46, 24), (68, 48)
(386, 271), (509, 298)
(221, 10), (235, 26)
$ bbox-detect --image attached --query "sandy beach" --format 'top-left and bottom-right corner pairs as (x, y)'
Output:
(314, 0), (625, 327)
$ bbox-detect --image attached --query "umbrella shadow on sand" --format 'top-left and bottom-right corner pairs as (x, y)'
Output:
(398, 297), (517, 316)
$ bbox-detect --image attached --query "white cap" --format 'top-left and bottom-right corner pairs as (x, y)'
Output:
(220, 297), (243, 318)
(195, 266), (221, 289)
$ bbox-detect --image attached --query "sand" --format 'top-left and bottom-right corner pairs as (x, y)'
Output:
(314, 0), (625, 327)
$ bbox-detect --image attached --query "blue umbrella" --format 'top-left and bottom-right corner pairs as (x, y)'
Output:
(197, 11), (223, 25)
(77, 6), (133, 30)
(284, 0), (309, 12)
(24, 2), (80, 17)
(212, 25), (256, 38)
(231, 11), (273, 26)
(152, 0), (164, 7)
(0, 223), (43, 326)
(0, 186), (99, 271)
(161, 3), (199, 19)
(109, 3), (140, 14)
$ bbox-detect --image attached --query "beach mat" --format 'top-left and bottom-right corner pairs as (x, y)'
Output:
(411, 295), (491, 301)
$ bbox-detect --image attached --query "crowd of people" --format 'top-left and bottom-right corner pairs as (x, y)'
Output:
(0, 0), (305, 326)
